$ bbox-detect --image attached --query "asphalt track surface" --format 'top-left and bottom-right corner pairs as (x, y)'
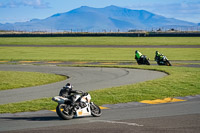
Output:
(0, 64), (200, 132)
(0, 64), (167, 105)
(0, 100), (200, 133)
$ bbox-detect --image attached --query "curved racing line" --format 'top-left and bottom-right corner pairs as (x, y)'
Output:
(0, 64), (167, 105)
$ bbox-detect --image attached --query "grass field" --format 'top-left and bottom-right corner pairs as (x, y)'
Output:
(0, 37), (200, 45)
(0, 71), (66, 91)
(0, 47), (200, 61)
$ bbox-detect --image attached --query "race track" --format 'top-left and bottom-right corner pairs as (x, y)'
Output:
(0, 64), (200, 132)
(1, 99), (199, 133)
(0, 64), (166, 104)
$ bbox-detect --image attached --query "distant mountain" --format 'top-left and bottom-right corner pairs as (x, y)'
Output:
(0, 5), (198, 32)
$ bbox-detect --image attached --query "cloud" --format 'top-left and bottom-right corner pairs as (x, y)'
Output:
(127, 1), (200, 23)
(0, 0), (50, 9)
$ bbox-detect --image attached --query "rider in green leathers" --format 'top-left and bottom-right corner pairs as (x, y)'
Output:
(155, 51), (172, 66)
(135, 50), (150, 65)
(155, 51), (164, 62)
(135, 50), (142, 61)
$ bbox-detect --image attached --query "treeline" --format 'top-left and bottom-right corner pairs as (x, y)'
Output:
(0, 31), (200, 37)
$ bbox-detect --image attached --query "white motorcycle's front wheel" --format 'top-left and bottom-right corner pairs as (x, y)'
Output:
(56, 104), (74, 120)
(90, 103), (102, 117)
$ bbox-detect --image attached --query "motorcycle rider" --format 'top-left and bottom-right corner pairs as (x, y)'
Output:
(53, 83), (102, 119)
(135, 50), (146, 65)
(59, 83), (83, 105)
(135, 50), (142, 61)
(135, 50), (150, 65)
(154, 51), (164, 62)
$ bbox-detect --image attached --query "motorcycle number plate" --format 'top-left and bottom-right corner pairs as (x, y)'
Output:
(78, 110), (83, 116)
(76, 108), (91, 117)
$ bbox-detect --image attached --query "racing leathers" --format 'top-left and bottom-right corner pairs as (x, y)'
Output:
(155, 51), (164, 62)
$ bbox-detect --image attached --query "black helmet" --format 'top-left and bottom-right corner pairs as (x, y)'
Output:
(135, 50), (138, 54)
(155, 51), (158, 55)
(64, 83), (72, 90)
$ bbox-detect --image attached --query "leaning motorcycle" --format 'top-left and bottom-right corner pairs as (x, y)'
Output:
(156, 56), (172, 66)
(52, 91), (102, 120)
(136, 55), (150, 65)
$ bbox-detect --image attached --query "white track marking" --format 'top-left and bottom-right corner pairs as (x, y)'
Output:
(91, 120), (144, 127)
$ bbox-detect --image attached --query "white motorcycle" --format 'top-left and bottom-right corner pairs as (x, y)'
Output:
(52, 91), (102, 120)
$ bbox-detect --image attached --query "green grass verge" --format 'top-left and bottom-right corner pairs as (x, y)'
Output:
(90, 65), (200, 105)
(0, 98), (56, 113)
(0, 65), (199, 113)
(0, 71), (66, 91)
(0, 37), (200, 45)
(0, 47), (200, 61)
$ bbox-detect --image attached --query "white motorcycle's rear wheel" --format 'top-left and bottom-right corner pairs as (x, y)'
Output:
(90, 103), (102, 117)
(56, 104), (74, 120)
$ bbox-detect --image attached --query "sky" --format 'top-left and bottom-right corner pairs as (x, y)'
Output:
(0, 0), (200, 24)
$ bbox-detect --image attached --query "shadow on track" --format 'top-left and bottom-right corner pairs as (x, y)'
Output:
(0, 116), (60, 121)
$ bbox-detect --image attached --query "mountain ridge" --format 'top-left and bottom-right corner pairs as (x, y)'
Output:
(0, 5), (197, 32)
